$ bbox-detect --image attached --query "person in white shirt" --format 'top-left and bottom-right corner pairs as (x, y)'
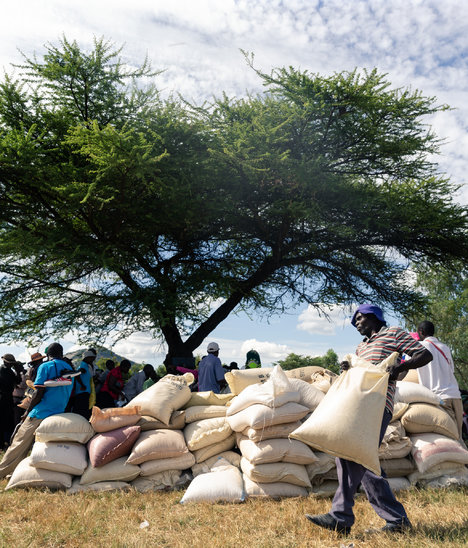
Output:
(417, 320), (464, 440)
(123, 364), (157, 402)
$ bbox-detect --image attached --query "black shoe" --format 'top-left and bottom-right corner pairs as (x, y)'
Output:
(365, 518), (412, 534)
(305, 513), (351, 535)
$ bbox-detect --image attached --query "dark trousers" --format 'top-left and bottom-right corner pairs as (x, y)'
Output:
(330, 409), (409, 527)
(70, 392), (91, 420)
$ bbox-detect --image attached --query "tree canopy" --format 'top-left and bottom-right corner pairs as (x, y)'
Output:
(274, 349), (339, 374)
(1, 37), (467, 360)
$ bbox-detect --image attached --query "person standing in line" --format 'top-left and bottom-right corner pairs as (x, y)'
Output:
(197, 342), (226, 393)
(306, 304), (433, 536)
(417, 320), (464, 441)
(69, 350), (95, 419)
(0, 343), (75, 478)
(96, 359), (131, 408)
(124, 364), (159, 401)
(94, 359), (115, 394)
(0, 354), (23, 450)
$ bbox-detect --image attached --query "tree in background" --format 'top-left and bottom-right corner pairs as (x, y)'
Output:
(274, 349), (339, 374)
(1, 38), (468, 361)
(405, 262), (468, 386)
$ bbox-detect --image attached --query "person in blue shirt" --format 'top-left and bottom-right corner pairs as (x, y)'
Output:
(0, 342), (75, 478)
(197, 342), (226, 393)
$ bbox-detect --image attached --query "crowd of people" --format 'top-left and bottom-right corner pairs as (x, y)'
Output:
(0, 306), (466, 539)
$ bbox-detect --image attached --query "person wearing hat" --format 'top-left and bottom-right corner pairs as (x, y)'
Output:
(197, 342), (226, 393)
(25, 352), (46, 384)
(306, 304), (433, 536)
(0, 354), (23, 450)
(0, 342), (75, 478)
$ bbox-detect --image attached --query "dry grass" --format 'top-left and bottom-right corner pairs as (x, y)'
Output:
(0, 476), (467, 548)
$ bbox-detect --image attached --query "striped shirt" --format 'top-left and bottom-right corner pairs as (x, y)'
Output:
(356, 326), (425, 414)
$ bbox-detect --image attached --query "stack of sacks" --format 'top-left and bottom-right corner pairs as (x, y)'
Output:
(408, 433), (468, 488)
(6, 413), (94, 491)
(74, 406), (142, 493)
(378, 419), (414, 493)
(183, 405), (235, 465)
(123, 373), (195, 492)
(306, 451), (338, 498)
(227, 366), (312, 498)
(192, 451), (241, 477)
(180, 457), (245, 503)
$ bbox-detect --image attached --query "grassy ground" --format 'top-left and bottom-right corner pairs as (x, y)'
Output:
(0, 474), (466, 548)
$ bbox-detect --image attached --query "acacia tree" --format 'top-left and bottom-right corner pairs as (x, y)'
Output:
(1, 38), (467, 360)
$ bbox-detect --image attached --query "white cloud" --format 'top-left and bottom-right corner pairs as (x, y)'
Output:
(297, 304), (351, 335)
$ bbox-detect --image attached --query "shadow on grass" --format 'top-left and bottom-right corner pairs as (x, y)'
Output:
(416, 520), (468, 542)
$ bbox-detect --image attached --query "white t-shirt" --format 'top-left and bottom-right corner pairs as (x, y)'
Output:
(418, 337), (461, 400)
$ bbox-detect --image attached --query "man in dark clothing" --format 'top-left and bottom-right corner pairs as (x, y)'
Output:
(0, 354), (23, 450)
(306, 304), (433, 536)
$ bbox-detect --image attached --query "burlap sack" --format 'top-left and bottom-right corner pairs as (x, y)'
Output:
(378, 421), (412, 459)
(380, 457), (415, 478)
(6, 457), (72, 490)
(184, 405), (227, 424)
(192, 451), (241, 477)
(241, 421), (302, 443)
(243, 474), (308, 498)
(193, 433), (237, 463)
(126, 429), (189, 465)
(29, 441), (87, 475)
(139, 452), (195, 476)
(227, 402), (309, 433)
(286, 379), (324, 411)
(80, 457), (140, 484)
(137, 410), (186, 431)
(284, 366), (326, 382)
(395, 381), (441, 405)
(241, 457), (311, 487)
(225, 368), (274, 395)
(306, 451), (336, 480)
(35, 413), (94, 444)
(290, 366), (389, 475)
(184, 417), (232, 451)
(68, 480), (131, 494)
(87, 425), (141, 467)
(401, 403), (459, 439)
(410, 432), (468, 473)
(184, 391), (234, 408)
(237, 436), (318, 465)
(125, 373), (194, 424)
(90, 406), (141, 433)
(131, 470), (185, 492)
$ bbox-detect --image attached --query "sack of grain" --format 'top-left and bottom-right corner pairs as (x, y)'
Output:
(185, 405), (227, 423)
(35, 413), (94, 444)
(126, 429), (188, 465)
(5, 457), (72, 490)
(380, 457), (415, 478)
(192, 433), (237, 463)
(225, 368), (274, 395)
(378, 421), (412, 459)
(408, 461), (467, 484)
(410, 433), (468, 473)
(401, 403), (459, 440)
(29, 441), (87, 475)
(87, 425), (141, 467)
(241, 421), (302, 443)
(284, 366), (326, 382)
(395, 381), (441, 405)
(137, 410), (186, 431)
(140, 452), (195, 477)
(184, 417), (232, 451)
(184, 392), (234, 408)
(180, 458), (245, 503)
(240, 457), (311, 488)
(126, 373), (194, 424)
(286, 379), (324, 411)
(131, 470), (188, 493)
(80, 456), (140, 484)
(90, 406), (141, 433)
(227, 402), (309, 433)
(191, 451), (241, 477)
(306, 452), (337, 481)
(290, 366), (389, 475)
(237, 436), (318, 465)
(243, 474), (308, 498)
(309, 480), (338, 498)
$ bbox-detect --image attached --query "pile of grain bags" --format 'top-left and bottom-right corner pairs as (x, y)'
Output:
(226, 366), (312, 498)
(5, 413), (95, 491)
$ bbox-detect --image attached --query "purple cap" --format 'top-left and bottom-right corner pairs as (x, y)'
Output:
(351, 304), (386, 327)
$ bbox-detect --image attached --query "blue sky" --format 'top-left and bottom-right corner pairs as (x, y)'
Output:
(0, 1), (467, 366)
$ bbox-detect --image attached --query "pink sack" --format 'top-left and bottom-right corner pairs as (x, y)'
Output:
(87, 425), (141, 467)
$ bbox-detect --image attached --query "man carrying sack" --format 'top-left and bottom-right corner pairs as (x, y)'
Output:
(306, 304), (433, 535)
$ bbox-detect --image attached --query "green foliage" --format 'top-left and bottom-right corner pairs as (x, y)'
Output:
(405, 262), (468, 386)
(1, 38), (467, 359)
(274, 349), (339, 373)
